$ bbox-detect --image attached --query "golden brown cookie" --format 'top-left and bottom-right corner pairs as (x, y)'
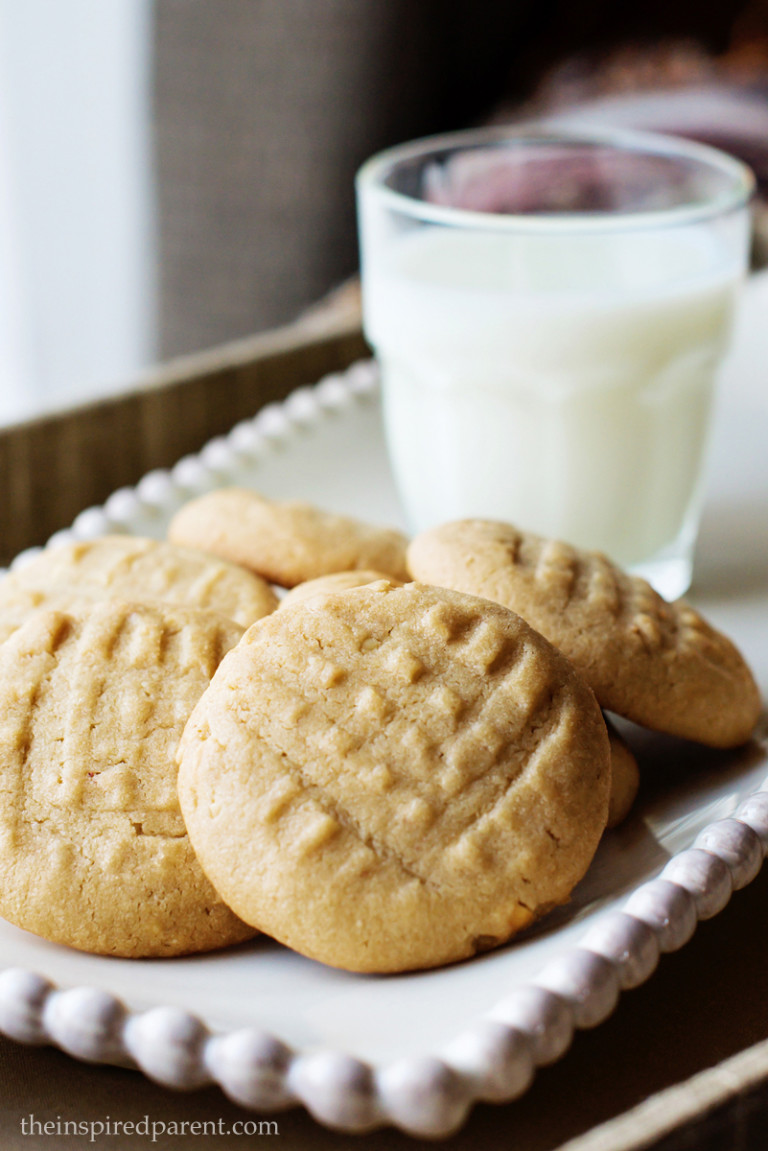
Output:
(4, 535), (278, 627)
(278, 569), (403, 610)
(605, 717), (640, 829)
(167, 488), (409, 587)
(0, 600), (255, 957)
(0, 583), (104, 646)
(177, 581), (610, 973)
(407, 520), (761, 749)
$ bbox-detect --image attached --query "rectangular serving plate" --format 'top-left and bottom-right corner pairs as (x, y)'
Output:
(0, 276), (765, 1137)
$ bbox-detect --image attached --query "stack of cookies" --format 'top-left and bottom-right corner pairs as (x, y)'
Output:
(0, 535), (282, 958)
(0, 488), (759, 974)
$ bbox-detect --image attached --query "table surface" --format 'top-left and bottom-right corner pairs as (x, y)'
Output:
(0, 273), (767, 1151)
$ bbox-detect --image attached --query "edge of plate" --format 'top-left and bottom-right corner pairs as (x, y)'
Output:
(0, 360), (766, 1138)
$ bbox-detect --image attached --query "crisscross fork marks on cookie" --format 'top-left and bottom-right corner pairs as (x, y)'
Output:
(407, 518), (761, 747)
(247, 670), (565, 892)
(225, 589), (585, 891)
(531, 537), (578, 606)
(246, 602), (552, 790)
(674, 603), (747, 674)
(529, 536), (647, 633)
(5, 535), (278, 627)
(436, 646), (559, 796)
(249, 741), (443, 891)
(443, 694), (572, 877)
(48, 603), (235, 816)
(436, 682), (565, 853)
(0, 599), (252, 957)
(177, 581), (611, 972)
(60, 607), (154, 812)
(2, 611), (72, 828)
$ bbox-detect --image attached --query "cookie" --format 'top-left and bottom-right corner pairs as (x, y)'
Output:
(278, 569), (402, 610)
(0, 583), (104, 646)
(168, 488), (409, 587)
(5, 535), (278, 627)
(0, 600), (255, 957)
(407, 520), (761, 749)
(177, 581), (610, 973)
(605, 718), (640, 829)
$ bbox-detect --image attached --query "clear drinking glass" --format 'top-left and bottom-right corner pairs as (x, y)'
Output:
(356, 125), (754, 599)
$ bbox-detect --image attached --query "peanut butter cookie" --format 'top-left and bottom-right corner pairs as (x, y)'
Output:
(0, 583), (103, 645)
(278, 569), (402, 609)
(5, 535), (278, 627)
(407, 520), (761, 748)
(605, 718), (640, 829)
(168, 488), (409, 587)
(177, 581), (610, 973)
(0, 600), (255, 957)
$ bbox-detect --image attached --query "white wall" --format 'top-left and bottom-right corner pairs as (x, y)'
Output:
(0, 0), (154, 424)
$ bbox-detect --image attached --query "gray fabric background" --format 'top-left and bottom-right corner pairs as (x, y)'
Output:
(152, 0), (525, 357)
(151, 0), (744, 358)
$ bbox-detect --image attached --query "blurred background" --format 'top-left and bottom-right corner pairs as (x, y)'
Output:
(0, 0), (766, 425)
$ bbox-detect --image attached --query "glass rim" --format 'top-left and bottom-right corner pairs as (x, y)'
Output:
(355, 121), (756, 233)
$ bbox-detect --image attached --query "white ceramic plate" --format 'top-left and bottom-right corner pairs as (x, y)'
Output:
(0, 277), (766, 1138)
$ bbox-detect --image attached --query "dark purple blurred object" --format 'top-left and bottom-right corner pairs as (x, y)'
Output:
(489, 73), (768, 259)
(422, 143), (710, 215)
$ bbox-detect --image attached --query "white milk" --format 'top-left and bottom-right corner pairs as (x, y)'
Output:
(363, 227), (740, 577)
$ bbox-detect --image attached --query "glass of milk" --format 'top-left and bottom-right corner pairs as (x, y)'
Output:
(356, 126), (754, 599)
